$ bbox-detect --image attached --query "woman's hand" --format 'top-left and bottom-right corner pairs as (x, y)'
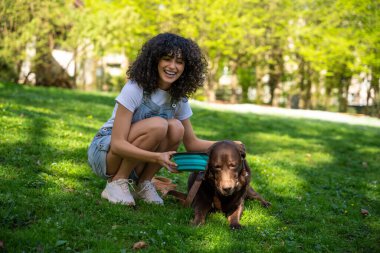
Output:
(157, 151), (178, 173)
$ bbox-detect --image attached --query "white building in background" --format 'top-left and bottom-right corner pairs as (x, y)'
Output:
(19, 39), (127, 89)
(219, 66), (233, 86)
(19, 40), (36, 84)
(102, 54), (128, 77)
(348, 73), (374, 106)
(52, 49), (75, 77)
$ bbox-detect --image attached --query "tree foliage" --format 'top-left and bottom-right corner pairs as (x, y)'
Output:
(0, 0), (378, 115)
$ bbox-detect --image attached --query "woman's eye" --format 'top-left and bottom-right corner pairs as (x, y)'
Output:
(161, 56), (171, 61)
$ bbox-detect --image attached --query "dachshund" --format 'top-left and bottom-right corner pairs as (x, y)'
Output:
(187, 140), (270, 229)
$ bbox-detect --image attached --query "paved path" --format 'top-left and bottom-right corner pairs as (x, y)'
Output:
(190, 100), (380, 128)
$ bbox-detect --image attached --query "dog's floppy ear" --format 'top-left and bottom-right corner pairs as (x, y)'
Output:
(205, 163), (214, 180)
(232, 141), (246, 158)
(205, 142), (219, 180)
(206, 142), (219, 156)
(241, 158), (251, 177)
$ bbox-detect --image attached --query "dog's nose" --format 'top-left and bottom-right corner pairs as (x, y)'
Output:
(222, 186), (233, 194)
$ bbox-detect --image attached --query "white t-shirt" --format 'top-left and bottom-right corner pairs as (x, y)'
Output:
(102, 80), (193, 128)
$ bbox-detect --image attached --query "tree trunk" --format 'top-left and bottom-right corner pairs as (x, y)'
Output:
(299, 58), (305, 109)
(369, 65), (380, 117)
(268, 62), (282, 105)
(229, 61), (238, 103)
(34, 35), (75, 88)
(268, 42), (284, 106)
(205, 55), (220, 102)
(304, 62), (312, 109)
(338, 73), (350, 112)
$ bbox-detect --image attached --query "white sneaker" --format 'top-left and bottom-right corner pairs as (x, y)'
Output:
(136, 180), (164, 205)
(101, 179), (135, 206)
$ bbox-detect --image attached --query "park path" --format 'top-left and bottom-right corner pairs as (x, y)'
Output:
(190, 100), (380, 128)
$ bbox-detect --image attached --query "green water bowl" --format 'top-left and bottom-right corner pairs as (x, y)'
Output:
(172, 152), (209, 172)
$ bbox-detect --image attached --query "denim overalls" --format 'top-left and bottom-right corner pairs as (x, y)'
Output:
(131, 91), (177, 123)
(87, 92), (178, 179)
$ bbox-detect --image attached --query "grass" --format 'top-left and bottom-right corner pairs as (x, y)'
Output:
(0, 82), (379, 253)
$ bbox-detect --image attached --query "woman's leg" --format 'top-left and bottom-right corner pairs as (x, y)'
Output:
(138, 119), (185, 182)
(106, 117), (169, 181)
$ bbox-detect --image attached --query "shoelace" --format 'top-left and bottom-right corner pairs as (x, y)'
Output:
(116, 179), (135, 192)
(138, 181), (155, 195)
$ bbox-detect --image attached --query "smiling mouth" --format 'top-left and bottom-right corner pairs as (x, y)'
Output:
(164, 70), (176, 77)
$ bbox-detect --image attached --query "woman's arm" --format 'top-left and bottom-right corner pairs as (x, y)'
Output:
(181, 118), (216, 152)
(181, 118), (246, 154)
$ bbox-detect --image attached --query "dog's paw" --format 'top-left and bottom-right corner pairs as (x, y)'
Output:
(229, 223), (242, 230)
(190, 218), (205, 227)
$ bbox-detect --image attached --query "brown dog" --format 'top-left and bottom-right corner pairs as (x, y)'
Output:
(187, 140), (270, 229)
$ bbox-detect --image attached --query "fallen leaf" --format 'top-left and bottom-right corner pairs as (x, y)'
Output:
(55, 240), (67, 247)
(361, 209), (369, 216)
(133, 241), (148, 250)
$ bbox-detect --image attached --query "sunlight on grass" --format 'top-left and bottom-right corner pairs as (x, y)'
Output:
(243, 207), (281, 228)
(192, 128), (220, 139)
(23, 105), (54, 115)
(253, 157), (306, 198)
(203, 225), (230, 251)
(253, 131), (324, 151)
(38, 161), (95, 194)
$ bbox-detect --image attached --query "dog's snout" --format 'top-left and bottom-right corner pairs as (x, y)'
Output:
(218, 180), (236, 196)
(222, 186), (233, 194)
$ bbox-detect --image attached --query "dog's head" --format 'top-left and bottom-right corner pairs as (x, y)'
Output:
(205, 141), (250, 196)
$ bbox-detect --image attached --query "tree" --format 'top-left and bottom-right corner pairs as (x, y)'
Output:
(0, 0), (35, 83)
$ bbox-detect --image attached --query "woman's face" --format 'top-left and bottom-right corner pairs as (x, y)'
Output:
(157, 54), (185, 90)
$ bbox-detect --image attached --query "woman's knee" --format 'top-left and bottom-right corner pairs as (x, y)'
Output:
(167, 119), (184, 143)
(145, 117), (169, 140)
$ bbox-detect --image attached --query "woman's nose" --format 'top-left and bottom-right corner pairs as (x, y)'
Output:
(168, 59), (176, 68)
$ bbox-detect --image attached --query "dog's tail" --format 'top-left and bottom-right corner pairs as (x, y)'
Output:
(246, 187), (271, 208)
(166, 190), (187, 205)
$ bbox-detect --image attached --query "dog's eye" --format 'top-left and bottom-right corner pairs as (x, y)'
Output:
(213, 166), (222, 171)
(228, 163), (237, 168)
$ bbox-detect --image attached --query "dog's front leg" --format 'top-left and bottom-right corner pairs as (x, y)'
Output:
(192, 202), (211, 226)
(227, 202), (244, 230)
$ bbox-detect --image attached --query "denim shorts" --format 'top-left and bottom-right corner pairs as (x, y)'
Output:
(87, 127), (112, 179)
(87, 127), (139, 181)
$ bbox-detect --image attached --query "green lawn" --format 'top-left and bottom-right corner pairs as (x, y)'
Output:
(1, 82), (379, 253)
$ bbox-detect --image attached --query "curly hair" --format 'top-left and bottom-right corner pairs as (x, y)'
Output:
(126, 33), (208, 101)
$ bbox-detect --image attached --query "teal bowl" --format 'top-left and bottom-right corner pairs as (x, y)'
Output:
(172, 152), (209, 172)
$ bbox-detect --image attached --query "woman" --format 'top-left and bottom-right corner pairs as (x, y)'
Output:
(88, 33), (232, 206)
